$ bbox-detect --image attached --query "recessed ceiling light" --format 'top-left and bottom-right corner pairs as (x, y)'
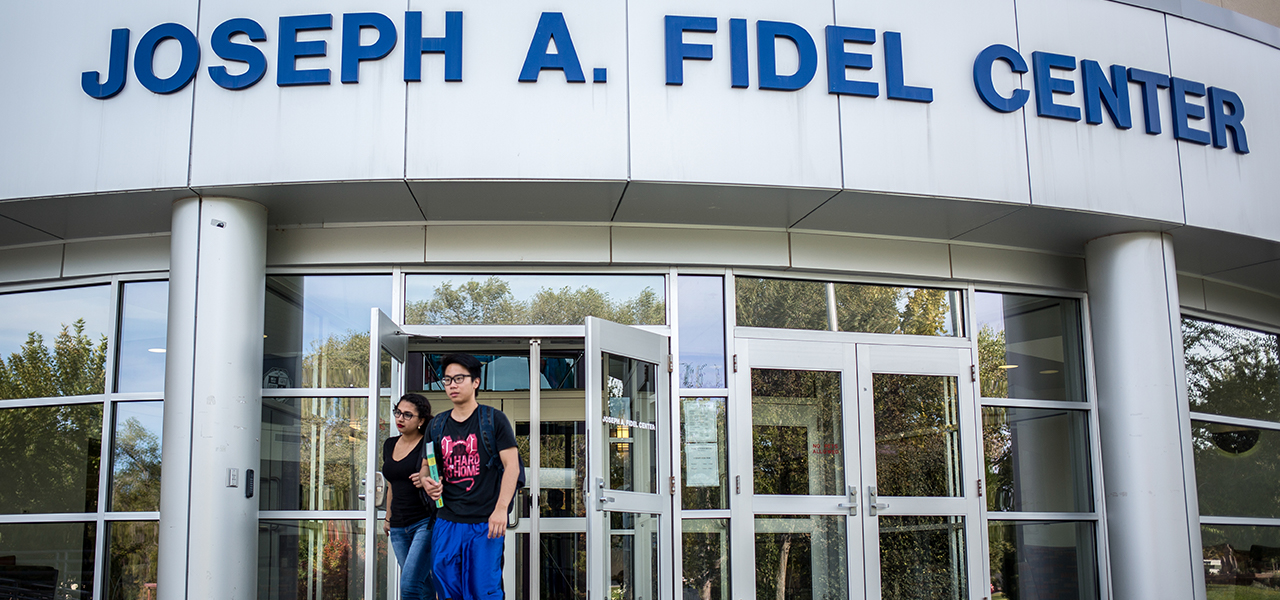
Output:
(1040, 369), (1059, 374)
(997, 364), (1018, 369)
(148, 348), (166, 354)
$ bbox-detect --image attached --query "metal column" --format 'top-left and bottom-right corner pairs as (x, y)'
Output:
(158, 197), (268, 600)
(1085, 231), (1204, 600)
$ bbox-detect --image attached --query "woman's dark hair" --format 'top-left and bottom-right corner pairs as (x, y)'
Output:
(398, 393), (433, 432)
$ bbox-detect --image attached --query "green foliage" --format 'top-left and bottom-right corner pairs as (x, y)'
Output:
(405, 277), (665, 326)
(737, 278), (827, 330)
(978, 324), (1009, 398)
(0, 403), (102, 513)
(0, 319), (107, 400)
(1183, 319), (1280, 420)
(737, 278), (954, 336)
(302, 330), (373, 388)
(872, 374), (960, 497)
(107, 522), (159, 600)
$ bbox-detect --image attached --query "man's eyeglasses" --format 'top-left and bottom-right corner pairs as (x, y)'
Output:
(440, 374), (474, 386)
(392, 409), (417, 420)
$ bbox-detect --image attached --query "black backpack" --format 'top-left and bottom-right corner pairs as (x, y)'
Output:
(427, 405), (527, 514)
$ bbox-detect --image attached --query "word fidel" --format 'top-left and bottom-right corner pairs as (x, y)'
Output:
(82, 11), (1249, 154)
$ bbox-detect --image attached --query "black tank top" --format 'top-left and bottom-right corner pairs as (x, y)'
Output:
(382, 436), (431, 527)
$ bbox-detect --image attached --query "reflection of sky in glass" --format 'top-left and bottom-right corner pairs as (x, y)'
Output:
(407, 274), (664, 306)
(292, 276), (392, 350)
(0, 285), (110, 358)
(117, 282), (168, 393)
(678, 276), (725, 388)
(973, 292), (1005, 334)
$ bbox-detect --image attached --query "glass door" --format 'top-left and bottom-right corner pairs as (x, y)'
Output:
(586, 317), (673, 600)
(368, 308), (406, 600)
(735, 336), (984, 600)
(855, 344), (984, 600)
(734, 338), (863, 600)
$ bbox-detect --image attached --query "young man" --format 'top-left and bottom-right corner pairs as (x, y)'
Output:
(421, 353), (520, 600)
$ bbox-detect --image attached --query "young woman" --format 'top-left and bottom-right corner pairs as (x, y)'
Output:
(383, 393), (437, 600)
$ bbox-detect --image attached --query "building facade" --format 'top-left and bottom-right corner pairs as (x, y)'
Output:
(2, 0), (1279, 599)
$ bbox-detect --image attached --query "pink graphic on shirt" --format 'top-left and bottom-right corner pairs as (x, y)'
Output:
(440, 433), (480, 491)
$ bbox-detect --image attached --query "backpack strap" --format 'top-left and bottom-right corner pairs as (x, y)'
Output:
(479, 404), (499, 468)
(428, 409), (450, 447)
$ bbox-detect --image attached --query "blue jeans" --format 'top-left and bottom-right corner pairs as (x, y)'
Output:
(390, 518), (436, 600)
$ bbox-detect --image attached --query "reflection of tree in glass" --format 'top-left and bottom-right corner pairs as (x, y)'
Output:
(1182, 319), (1279, 420)
(112, 418), (161, 512)
(755, 519), (847, 600)
(682, 531), (725, 600)
(880, 516), (967, 600)
(405, 277), (665, 325)
(298, 403), (366, 511)
(0, 404), (102, 513)
(752, 369), (843, 496)
(736, 278), (827, 330)
(107, 521), (158, 600)
(302, 331), (371, 389)
(0, 319), (107, 400)
(982, 409), (1014, 512)
(978, 325), (1008, 398)
(874, 374), (960, 497)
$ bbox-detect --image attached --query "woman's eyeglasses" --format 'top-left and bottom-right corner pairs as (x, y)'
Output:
(392, 409), (417, 420)
(439, 374), (474, 385)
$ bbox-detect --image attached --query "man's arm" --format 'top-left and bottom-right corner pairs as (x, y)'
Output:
(487, 447), (520, 539)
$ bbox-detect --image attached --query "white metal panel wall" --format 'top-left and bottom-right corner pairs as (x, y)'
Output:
(0, 0), (197, 200)
(836, 0), (1032, 204)
(404, 0), (630, 180)
(1168, 16), (1280, 243)
(1018, 0), (1184, 222)
(188, 0), (409, 186)
(627, 0), (844, 188)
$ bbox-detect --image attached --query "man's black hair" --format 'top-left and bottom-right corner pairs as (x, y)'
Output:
(440, 353), (483, 380)
(397, 393), (434, 432)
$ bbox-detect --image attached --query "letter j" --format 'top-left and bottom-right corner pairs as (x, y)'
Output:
(83, 28), (130, 99)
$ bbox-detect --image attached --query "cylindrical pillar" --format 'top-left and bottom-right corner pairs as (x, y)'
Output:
(159, 197), (268, 600)
(1085, 231), (1204, 600)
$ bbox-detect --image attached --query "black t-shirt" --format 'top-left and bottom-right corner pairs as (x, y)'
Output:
(432, 407), (517, 524)
(381, 436), (431, 528)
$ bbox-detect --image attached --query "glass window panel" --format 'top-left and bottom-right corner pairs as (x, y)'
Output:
(751, 370), (844, 496)
(405, 274), (666, 325)
(1183, 318), (1280, 423)
(111, 401), (164, 512)
(983, 407), (1093, 513)
(1202, 524), (1280, 598)
(258, 520), (364, 600)
(0, 285), (110, 399)
(263, 275), (392, 389)
(0, 404), (102, 513)
(0, 522), (96, 600)
(1193, 420), (1280, 518)
(735, 278), (828, 331)
(116, 281), (168, 393)
(834, 283), (962, 337)
(988, 521), (1098, 600)
(516, 421), (587, 518)
(260, 397), (368, 511)
(975, 292), (1086, 402)
(603, 354), (658, 494)
(682, 398), (729, 510)
(607, 512), (660, 600)
(873, 374), (962, 497)
(516, 532), (587, 600)
(880, 516), (968, 600)
(683, 519), (729, 600)
(413, 351), (583, 393)
(106, 521), (158, 600)
(754, 515), (847, 600)
(679, 276), (726, 388)
(375, 524), (389, 600)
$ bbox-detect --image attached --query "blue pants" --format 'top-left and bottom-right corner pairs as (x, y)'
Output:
(390, 518), (436, 600)
(432, 519), (504, 600)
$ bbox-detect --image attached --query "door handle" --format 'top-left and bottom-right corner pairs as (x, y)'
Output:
(595, 477), (616, 511)
(868, 486), (889, 516)
(836, 485), (858, 516)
